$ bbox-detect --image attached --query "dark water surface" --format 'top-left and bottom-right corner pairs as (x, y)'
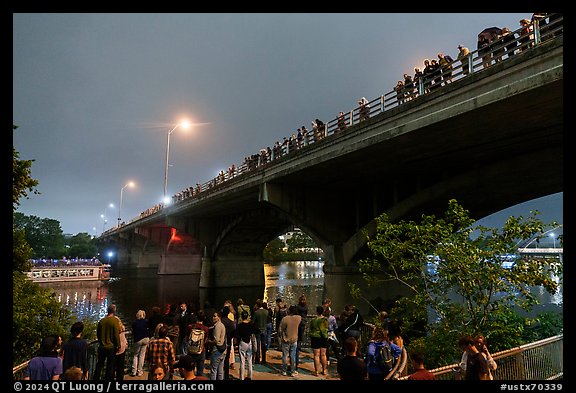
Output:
(41, 261), (326, 326)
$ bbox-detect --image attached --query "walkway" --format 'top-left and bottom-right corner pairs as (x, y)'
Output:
(124, 348), (339, 381)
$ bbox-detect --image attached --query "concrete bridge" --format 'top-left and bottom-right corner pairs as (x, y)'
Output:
(98, 33), (563, 308)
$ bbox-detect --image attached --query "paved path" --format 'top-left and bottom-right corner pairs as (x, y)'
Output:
(124, 348), (340, 381)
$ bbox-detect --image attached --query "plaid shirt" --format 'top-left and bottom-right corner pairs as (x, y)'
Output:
(145, 337), (175, 370)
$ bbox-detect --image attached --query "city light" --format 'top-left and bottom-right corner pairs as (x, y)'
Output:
(164, 120), (191, 202)
(118, 181), (135, 228)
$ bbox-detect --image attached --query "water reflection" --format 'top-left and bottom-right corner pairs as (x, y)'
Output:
(42, 260), (560, 327)
(39, 281), (110, 320)
(264, 261), (324, 312)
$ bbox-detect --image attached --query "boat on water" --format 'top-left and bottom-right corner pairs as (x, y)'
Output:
(27, 263), (111, 283)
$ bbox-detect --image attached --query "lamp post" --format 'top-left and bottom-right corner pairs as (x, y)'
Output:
(101, 203), (115, 233)
(164, 120), (191, 203)
(118, 181), (135, 228)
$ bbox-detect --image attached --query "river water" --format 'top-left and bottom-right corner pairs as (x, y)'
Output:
(41, 261), (326, 326)
(41, 260), (562, 328)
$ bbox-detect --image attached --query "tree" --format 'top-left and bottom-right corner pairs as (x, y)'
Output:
(67, 232), (98, 258)
(14, 212), (66, 258)
(13, 125), (39, 272)
(353, 199), (562, 367)
(12, 271), (72, 365)
(263, 237), (285, 262)
(13, 125), (39, 209)
(286, 230), (317, 252)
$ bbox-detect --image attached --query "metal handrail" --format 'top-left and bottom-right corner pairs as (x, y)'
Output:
(398, 334), (563, 380)
(102, 14), (563, 234)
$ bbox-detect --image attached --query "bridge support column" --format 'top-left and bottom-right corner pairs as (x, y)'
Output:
(199, 256), (213, 288)
(129, 249), (161, 269)
(158, 254), (202, 275)
(199, 256), (265, 288)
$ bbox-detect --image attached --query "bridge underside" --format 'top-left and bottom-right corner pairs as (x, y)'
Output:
(98, 38), (563, 313)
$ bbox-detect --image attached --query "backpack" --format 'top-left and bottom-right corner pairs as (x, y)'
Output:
(373, 342), (395, 372)
(187, 328), (205, 355)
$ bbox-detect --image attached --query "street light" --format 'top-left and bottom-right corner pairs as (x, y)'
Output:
(101, 203), (115, 233)
(164, 120), (191, 203)
(118, 181), (135, 228)
(550, 233), (556, 248)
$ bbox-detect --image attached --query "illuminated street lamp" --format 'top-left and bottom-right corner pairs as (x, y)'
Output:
(164, 120), (191, 203)
(101, 203), (115, 232)
(550, 233), (556, 248)
(118, 181), (135, 228)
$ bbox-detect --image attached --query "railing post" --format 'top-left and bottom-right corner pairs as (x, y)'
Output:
(349, 110), (354, 126)
(533, 18), (541, 45)
(380, 95), (385, 114)
(468, 52), (474, 75)
(418, 78), (424, 96)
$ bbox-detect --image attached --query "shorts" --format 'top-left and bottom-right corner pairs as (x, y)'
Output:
(310, 336), (328, 349)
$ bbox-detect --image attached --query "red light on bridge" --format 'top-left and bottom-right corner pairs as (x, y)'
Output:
(170, 227), (182, 243)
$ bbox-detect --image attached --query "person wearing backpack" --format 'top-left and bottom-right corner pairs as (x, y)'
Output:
(186, 312), (209, 378)
(365, 327), (402, 380)
(438, 52), (454, 85)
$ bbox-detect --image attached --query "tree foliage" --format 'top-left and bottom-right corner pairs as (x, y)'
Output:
(13, 125), (39, 210)
(67, 232), (98, 258)
(12, 271), (73, 365)
(14, 212), (66, 259)
(263, 237), (285, 261)
(13, 125), (39, 272)
(286, 230), (316, 252)
(354, 199), (563, 368)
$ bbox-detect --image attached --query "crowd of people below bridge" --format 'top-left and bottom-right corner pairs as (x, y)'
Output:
(22, 293), (498, 381)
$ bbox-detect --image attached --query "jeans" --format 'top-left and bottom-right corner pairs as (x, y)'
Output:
(266, 323), (273, 350)
(189, 352), (206, 377)
(178, 335), (188, 356)
(255, 331), (267, 363)
(281, 341), (298, 374)
(209, 347), (226, 380)
(114, 352), (125, 380)
(94, 346), (116, 380)
(131, 337), (149, 375)
(238, 340), (253, 380)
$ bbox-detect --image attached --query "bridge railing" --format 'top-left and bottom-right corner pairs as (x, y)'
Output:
(103, 14), (562, 235)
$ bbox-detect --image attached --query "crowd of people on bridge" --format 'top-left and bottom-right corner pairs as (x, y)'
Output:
(392, 13), (561, 105)
(22, 291), (499, 381)
(116, 13), (562, 230)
